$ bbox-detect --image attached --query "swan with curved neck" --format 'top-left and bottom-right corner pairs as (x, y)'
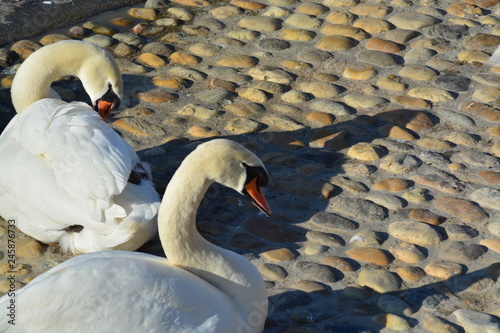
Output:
(0, 40), (159, 254)
(11, 40), (122, 119)
(0, 139), (271, 333)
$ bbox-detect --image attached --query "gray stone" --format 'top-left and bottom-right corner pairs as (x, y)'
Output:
(328, 197), (387, 222)
(434, 75), (471, 92)
(112, 33), (144, 46)
(259, 263), (288, 281)
(438, 110), (476, 128)
(358, 50), (398, 67)
(446, 224), (479, 240)
(259, 38), (291, 51)
(306, 231), (345, 247)
(83, 34), (116, 48)
(358, 269), (401, 293)
(308, 99), (354, 116)
(297, 50), (332, 63)
(366, 193), (405, 211)
(377, 295), (413, 316)
(194, 89), (233, 103)
(453, 151), (500, 168)
(295, 261), (337, 283)
(388, 12), (439, 30)
(440, 241), (486, 264)
(453, 310), (500, 333)
(427, 24), (468, 41)
(310, 212), (357, 231)
(379, 153), (421, 174)
(470, 188), (500, 211)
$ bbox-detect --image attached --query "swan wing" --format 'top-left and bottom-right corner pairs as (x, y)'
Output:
(0, 251), (238, 333)
(0, 98), (137, 227)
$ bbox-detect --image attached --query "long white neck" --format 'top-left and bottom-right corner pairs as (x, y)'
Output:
(158, 149), (267, 332)
(11, 41), (117, 114)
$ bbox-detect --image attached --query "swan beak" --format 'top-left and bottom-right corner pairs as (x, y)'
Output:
(244, 177), (272, 217)
(95, 100), (115, 121)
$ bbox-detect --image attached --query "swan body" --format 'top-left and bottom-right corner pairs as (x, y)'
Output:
(0, 40), (160, 254)
(488, 45), (500, 66)
(0, 139), (271, 333)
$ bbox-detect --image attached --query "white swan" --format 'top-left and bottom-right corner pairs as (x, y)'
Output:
(0, 40), (160, 254)
(0, 139), (271, 333)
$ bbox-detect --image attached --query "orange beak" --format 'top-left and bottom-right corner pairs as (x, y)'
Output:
(96, 100), (114, 121)
(244, 177), (272, 217)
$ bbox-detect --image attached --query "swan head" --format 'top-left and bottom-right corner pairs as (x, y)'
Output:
(194, 139), (272, 216)
(77, 42), (123, 121)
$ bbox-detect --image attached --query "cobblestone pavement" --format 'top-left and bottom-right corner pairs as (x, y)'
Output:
(0, 0), (500, 332)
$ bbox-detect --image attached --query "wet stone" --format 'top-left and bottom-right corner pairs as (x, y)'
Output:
(388, 221), (442, 246)
(327, 197), (387, 222)
(310, 212), (357, 231)
(358, 269), (401, 293)
(440, 241), (486, 264)
(434, 197), (488, 222)
(295, 261), (337, 283)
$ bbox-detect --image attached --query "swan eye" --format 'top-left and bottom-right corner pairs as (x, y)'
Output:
(243, 163), (269, 187)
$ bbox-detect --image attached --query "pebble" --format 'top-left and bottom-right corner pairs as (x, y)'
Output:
(328, 197), (387, 222)
(284, 14), (322, 29)
(344, 94), (388, 109)
(316, 36), (355, 51)
(470, 188), (500, 211)
(349, 230), (381, 247)
(262, 248), (295, 261)
(358, 269), (401, 293)
(377, 295), (413, 316)
(225, 117), (260, 134)
(446, 224), (479, 240)
(128, 8), (157, 20)
(399, 65), (437, 81)
(407, 87), (455, 103)
(295, 261), (337, 283)
(410, 174), (464, 194)
(425, 261), (463, 279)
(366, 38), (402, 54)
(372, 313), (411, 331)
(258, 263), (288, 281)
(322, 256), (355, 272)
(388, 221), (442, 246)
(310, 212), (357, 231)
(138, 53), (166, 67)
(217, 55), (257, 68)
(423, 314), (460, 333)
(299, 82), (340, 99)
(347, 143), (384, 161)
(389, 12), (439, 30)
(434, 196), (487, 222)
(453, 309), (500, 333)
(441, 241), (486, 263)
(343, 66), (377, 80)
(357, 50), (398, 67)
(353, 18), (392, 34)
(374, 178), (410, 192)
(239, 16), (281, 32)
(408, 208), (445, 225)
(113, 33), (143, 46)
(16, 239), (44, 258)
(480, 239), (500, 253)
(379, 153), (421, 174)
(346, 247), (392, 265)
(396, 266), (426, 281)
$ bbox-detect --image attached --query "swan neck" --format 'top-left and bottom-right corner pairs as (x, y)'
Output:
(157, 150), (267, 332)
